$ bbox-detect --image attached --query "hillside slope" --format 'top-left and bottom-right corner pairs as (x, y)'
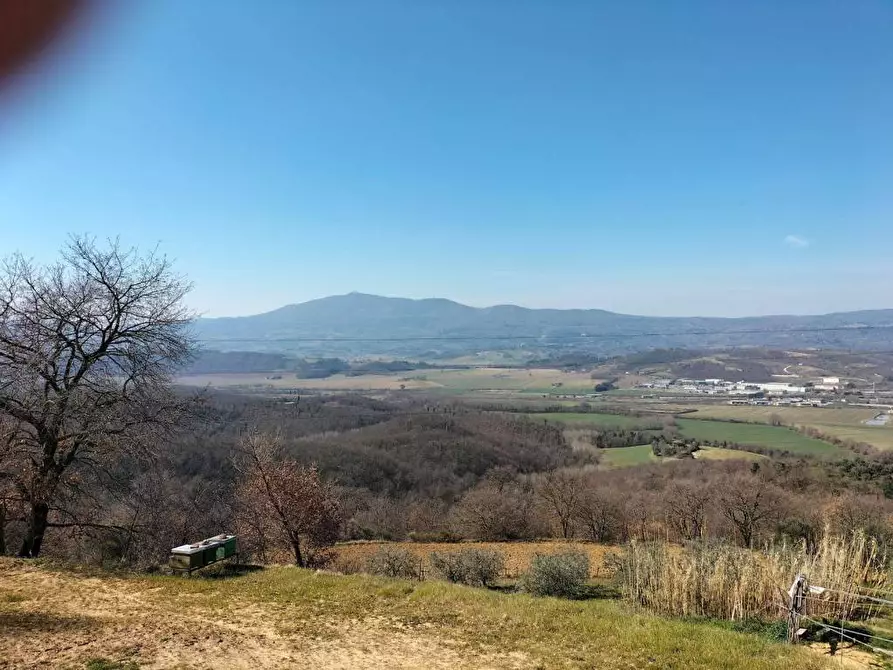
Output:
(0, 559), (829, 669)
(194, 293), (893, 357)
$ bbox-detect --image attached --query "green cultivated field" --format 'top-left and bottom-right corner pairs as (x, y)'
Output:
(669, 404), (893, 451)
(599, 444), (660, 467)
(676, 419), (849, 459)
(533, 413), (849, 459)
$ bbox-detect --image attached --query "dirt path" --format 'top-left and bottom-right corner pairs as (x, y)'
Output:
(0, 561), (529, 670)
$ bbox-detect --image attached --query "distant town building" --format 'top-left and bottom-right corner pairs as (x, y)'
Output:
(759, 382), (807, 394)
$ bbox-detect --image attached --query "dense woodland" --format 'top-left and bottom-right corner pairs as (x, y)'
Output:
(3, 389), (893, 567)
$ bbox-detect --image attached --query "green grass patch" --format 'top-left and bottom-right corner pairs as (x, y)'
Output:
(676, 418), (849, 459)
(599, 445), (660, 468)
(138, 567), (824, 669)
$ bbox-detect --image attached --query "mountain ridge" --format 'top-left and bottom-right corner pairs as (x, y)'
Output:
(203, 292), (893, 321)
(193, 293), (893, 357)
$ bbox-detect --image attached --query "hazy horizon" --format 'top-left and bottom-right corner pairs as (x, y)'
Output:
(198, 290), (893, 321)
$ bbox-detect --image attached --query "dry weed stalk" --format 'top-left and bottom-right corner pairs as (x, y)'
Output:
(619, 530), (888, 621)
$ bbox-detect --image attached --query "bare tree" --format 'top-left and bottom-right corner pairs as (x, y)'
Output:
(233, 432), (341, 567)
(715, 475), (783, 547)
(663, 482), (711, 541)
(0, 237), (196, 557)
(536, 469), (583, 539)
(574, 484), (625, 542)
(828, 493), (891, 544)
(625, 491), (658, 542)
(349, 495), (408, 540)
(451, 480), (540, 541)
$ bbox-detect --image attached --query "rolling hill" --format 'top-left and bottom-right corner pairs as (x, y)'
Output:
(193, 293), (893, 358)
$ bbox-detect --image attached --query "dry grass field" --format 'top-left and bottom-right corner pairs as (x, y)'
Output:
(384, 368), (599, 393)
(0, 558), (834, 670)
(683, 405), (879, 426)
(331, 541), (618, 579)
(693, 446), (767, 462)
(808, 424), (893, 451)
(596, 445), (766, 467)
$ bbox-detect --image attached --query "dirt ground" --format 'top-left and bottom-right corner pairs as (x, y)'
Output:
(0, 560), (530, 670)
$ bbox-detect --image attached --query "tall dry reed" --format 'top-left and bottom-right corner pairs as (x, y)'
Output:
(618, 530), (888, 621)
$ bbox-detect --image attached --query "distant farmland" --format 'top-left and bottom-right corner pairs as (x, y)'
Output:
(176, 367), (600, 395)
(598, 444), (768, 468)
(531, 411), (852, 459)
(675, 418), (849, 459)
(407, 368), (598, 393)
(599, 445), (659, 468)
(681, 405), (878, 426)
(693, 446), (767, 462)
(679, 405), (893, 451)
(528, 412), (660, 429)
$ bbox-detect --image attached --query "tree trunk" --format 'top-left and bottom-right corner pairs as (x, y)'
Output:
(0, 502), (6, 555)
(560, 516), (572, 539)
(18, 501), (49, 558)
(291, 536), (304, 568)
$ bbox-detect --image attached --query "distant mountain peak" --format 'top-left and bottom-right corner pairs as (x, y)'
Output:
(193, 294), (893, 358)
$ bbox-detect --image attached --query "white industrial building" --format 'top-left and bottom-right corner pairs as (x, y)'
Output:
(760, 382), (807, 394)
(731, 381), (806, 395)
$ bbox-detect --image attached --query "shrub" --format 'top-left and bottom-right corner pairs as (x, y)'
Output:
(85, 660), (139, 670)
(429, 548), (505, 587)
(429, 550), (467, 584)
(365, 546), (420, 580)
(408, 530), (461, 543)
(520, 551), (589, 598)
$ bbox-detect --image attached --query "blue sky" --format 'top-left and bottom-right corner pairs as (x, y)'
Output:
(1, 0), (891, 317)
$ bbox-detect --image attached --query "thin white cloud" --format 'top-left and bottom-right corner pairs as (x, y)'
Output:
(784, 234), (809, 248)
